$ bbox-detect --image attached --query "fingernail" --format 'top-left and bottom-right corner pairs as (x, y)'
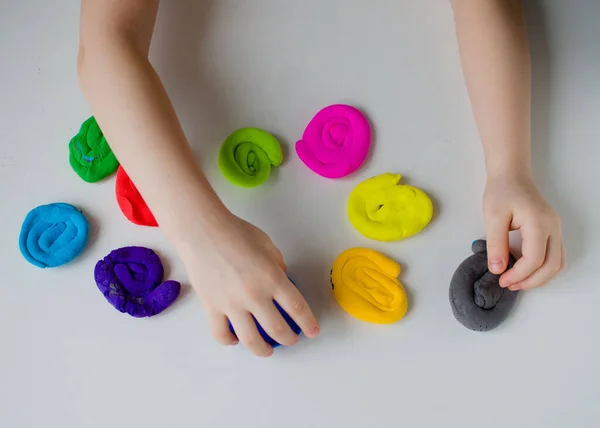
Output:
(489, 260), (504, 273)
(307, 325), (320, 337)
(263, 349), (274, 357)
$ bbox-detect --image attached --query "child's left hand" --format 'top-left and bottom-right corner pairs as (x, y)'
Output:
(483, 175), (566, 291)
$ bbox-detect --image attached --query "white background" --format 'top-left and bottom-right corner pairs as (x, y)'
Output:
(1, 1), (599, 427)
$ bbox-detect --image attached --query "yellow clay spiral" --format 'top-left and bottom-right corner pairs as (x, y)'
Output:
(331, 248), (408, 324)
(348, 173), (433, 241)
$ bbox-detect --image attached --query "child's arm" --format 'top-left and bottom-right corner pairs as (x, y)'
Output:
(451, 0), (565, 290)
(78, 0), (319, 355)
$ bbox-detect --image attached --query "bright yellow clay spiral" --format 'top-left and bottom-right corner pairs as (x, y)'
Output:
(331, 248), (408, 324)
(348, 173), (433, 241)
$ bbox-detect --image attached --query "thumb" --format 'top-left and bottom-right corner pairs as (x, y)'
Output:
(485, 213), (511, 274)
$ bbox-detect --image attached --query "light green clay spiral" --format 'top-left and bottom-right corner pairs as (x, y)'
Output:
(218, 128), (283, 188)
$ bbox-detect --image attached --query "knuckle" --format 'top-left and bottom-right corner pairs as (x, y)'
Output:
(531, 254), (545, 267)
(243, 334), (262, 348)
(528, 225), (546, 238)
(549, 210), (561, 224)
(213, 331), (234, 345)
(267, 270), (283, 284)
(242, 282), (263, 301)
(525, 253), (545, 268)
(550, 260), (562, 274)
(560, 259), (567, 272)
(220, 297), (237, 312)
(288, 298), (306, 314)
(271, 322), (287, 335)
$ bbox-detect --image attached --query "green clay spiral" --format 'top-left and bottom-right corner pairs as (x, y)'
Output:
(218, 128), (283, 188)
(68, 116), (119, 183)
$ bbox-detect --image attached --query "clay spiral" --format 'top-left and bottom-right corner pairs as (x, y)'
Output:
(68, 116), (119, 183)
(19, 203), (89, 268)
(449, 240), (519, 331)
(296, 104), (371, 178)
(331, 248), (408, 324)
(218, 128), (283, 187)
(94, 246), (181, 318)
(348, 173), (433, 241)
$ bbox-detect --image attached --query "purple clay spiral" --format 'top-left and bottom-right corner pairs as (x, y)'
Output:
(94, 246), (181, 318)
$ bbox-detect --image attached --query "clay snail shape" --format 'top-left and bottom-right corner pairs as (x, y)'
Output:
(348, 173), (433, 241)
(449, 239), (519, 331)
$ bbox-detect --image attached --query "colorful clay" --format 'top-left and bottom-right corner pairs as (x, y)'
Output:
(331, 248), (408, 324)
(94, 246), (181, 318)
(348, 173), (433, 241)
(68, 116), (119, 183)
(19, 203), (89, 268)
(449, 240), (519, 331)
(115, 166), (157, 227)
(295, 104), (371, 178)
(218, 128), (283, 188)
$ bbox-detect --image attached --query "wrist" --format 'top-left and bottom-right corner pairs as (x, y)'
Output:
(485, 152), (532, 183)
(156, 176), (234, 243)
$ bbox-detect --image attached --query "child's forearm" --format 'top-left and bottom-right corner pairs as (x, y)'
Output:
(78, 0), (228, 242)
(452, 0), (531, 180)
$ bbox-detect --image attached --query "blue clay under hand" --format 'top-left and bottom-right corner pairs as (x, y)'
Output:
(228, 277), (302, 348)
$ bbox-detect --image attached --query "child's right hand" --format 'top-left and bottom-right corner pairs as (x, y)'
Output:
(176, 213), (320, 357)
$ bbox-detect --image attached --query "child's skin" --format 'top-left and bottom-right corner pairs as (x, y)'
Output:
(78, 0), (565, 356)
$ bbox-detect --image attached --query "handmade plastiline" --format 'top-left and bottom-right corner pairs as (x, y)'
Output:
(331, 248), (408, 324)
(115, 166), (157, 227)
(449, 240), (519, 332)
(296, 104), (371, 179)
(68, 116), (119, 183)
(19, 203), (89, 268)
(228, 277), (302, 348)
(94, 246), (181, 318)
(348, 173), (433, 241)
(218, 128), (283, 188)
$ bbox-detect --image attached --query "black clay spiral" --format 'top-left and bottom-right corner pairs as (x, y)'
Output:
(449, 240), (519, 331)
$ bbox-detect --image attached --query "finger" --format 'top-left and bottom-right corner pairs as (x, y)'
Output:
(508, 234), (562, 291)
(485, 212), (511, 274)
(275, 285), (320, 339)
(509, 243), (567, 291)
(252, 301), (299, 347)
(228, 312), (273, 357)
(559, 244), (567, 272)
(500, 229), (548, 287)
(274, 251), (287, 272)
(208, 311), (238, 346)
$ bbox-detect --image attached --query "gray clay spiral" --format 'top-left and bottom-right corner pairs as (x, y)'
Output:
(449, 240), (519, 331)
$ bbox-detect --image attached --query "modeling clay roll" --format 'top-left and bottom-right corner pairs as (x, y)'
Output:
(228, 277), (302, 348)
(295, 104), (371, 178)
(449, 240), (519, 331)
(68, 116), (119, 183)
(94, 246), (181, 318)
(19, 203), (89, 268)
(348, 173), (433, 241)
(331, 248), (408, 324)
(115, 166), (157, 227)
(218, 128), (283, 187)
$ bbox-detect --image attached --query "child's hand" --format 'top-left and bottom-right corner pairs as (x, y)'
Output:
(177, 213), (319, 357)
(483, 175), (566, 291)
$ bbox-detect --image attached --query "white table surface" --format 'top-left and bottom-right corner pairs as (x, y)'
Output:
(1, 1), (599, 427)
